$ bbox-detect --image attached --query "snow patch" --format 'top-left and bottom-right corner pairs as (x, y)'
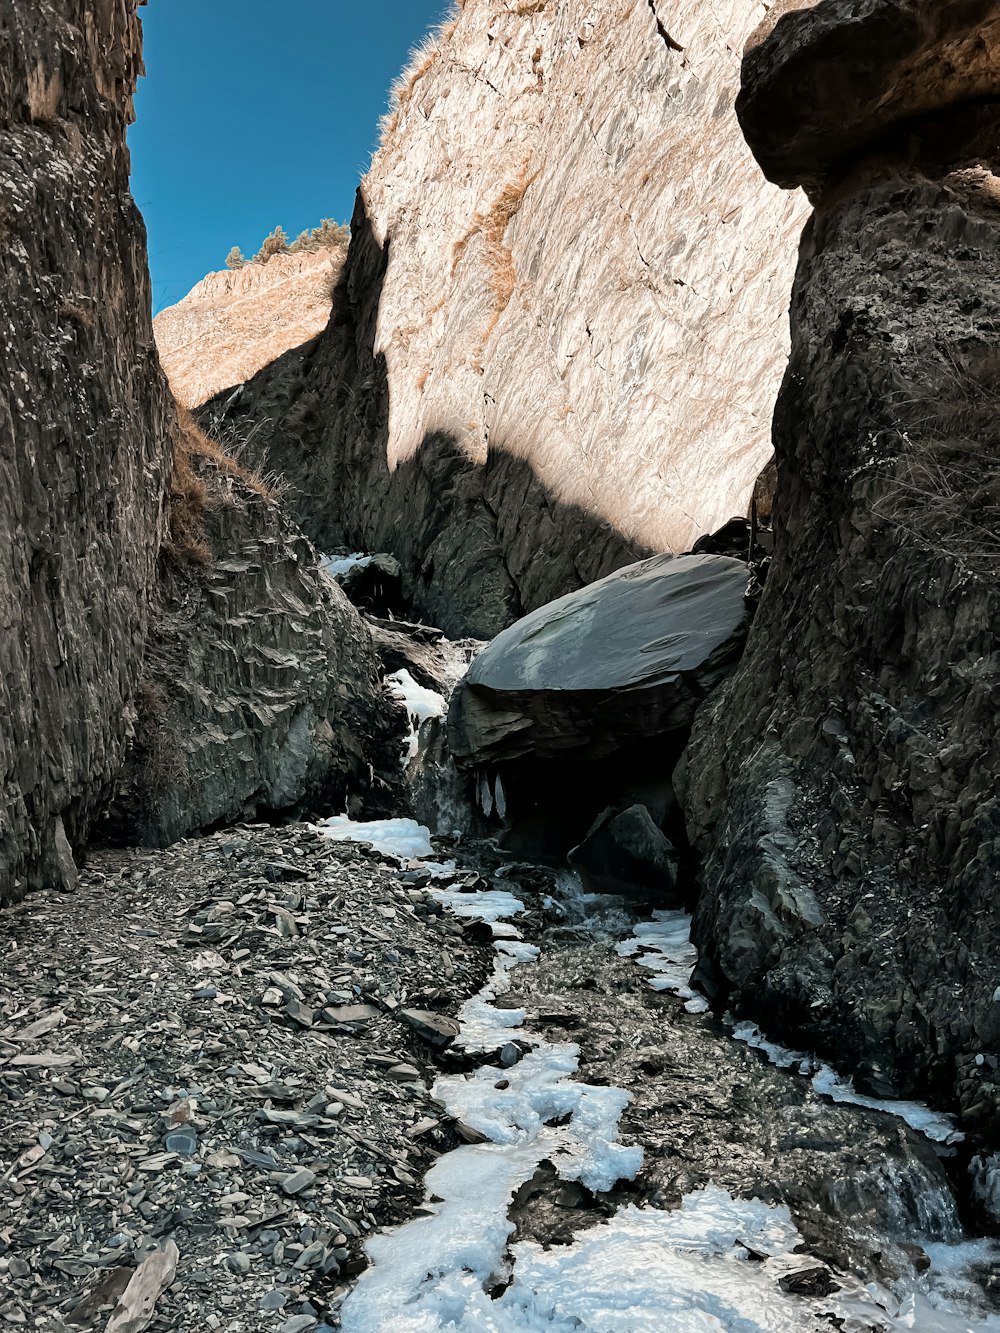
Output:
(432, 888), (526, 923)
(314, 815), (433, 860)
(386, 668), (448, 760)
(617, 909), (709, 1012)
(321, 551), (373, 580)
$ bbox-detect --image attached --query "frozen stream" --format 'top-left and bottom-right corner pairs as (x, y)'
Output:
(316, 816), (1000, 1333)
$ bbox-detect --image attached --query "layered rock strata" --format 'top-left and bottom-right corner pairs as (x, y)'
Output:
(111, 457), (401, 847)
(205, 0), (806, 637)
(0, 1), (171, 902)
(686, 0), (1000, 1137)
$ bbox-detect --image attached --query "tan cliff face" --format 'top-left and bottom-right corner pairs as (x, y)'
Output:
(205, 0), (810, 636)
(154, 249), (340, 408)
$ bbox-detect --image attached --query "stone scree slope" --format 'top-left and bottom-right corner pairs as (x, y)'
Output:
(685, 0), (1000, 1138)
(203, 0), (807, 638)
(0, 1), (171, 904)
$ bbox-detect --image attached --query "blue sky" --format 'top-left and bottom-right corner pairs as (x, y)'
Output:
(131, 0), (452, 313)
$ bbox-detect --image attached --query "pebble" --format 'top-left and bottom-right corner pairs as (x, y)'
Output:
(0, 822), (493, 1330)
(279, 1317), (317, 1333)
(165, 1128), (199, 1157)
(280, 1167), (317, 1195)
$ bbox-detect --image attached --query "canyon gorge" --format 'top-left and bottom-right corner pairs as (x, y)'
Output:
(1, 0), (999, 1330)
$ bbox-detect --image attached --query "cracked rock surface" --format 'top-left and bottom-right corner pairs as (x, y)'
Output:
(204, 0), (806, 637)
(686, 1), (1000, 1135)
(0, 0), (171, 903)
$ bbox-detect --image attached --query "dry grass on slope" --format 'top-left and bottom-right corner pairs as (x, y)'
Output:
(452, 159), (537, 348)
(166, 405), (273, 568)
(872, 353), (1000, 575)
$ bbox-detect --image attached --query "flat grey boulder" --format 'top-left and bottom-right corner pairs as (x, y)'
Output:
(568, 805), (680, 904)
(448, 554), (750, 767)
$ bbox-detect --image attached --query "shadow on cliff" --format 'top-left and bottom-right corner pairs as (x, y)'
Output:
(203, 189), (656, 639)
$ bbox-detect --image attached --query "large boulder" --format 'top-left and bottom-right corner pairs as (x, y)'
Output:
(568, 805), (680, 904)
(740, 0), (1000, 192)
(449, 554), (750, 767)
(686, 0), (1000, 1135)
(199, 0), (806, 637)
(0, 1), (171, 902)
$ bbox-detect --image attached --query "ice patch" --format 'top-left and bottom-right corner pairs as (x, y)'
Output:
(338, 861), (996, 1333)
(342, 1173), (1000, 1332)
(386, 668), (448, 760)
(315, 815), (433, 860)
(451, 934), (535, 1052)
(432, 888), (526, 923)
(732, 1021), (963, 1145)
(321, 551), (373, 580)
(341, 864), (646, 1330)
(617, 909), (709, 1012)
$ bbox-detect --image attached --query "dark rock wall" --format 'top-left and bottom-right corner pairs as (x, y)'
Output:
(0, 1), (171, 901)
(686, 0), (1000, 1136)
(112, 465), (401, 847)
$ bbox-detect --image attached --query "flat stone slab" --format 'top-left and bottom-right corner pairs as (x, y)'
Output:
(448, 554), (749, 766)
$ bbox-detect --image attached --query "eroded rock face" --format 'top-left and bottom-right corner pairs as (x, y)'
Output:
(686, 2), (1000, 1136)
(111, 464), (401, 847)
(154, 250), (340, 409)
(205, 0), (806, 637)
(0, 1), (171, 902)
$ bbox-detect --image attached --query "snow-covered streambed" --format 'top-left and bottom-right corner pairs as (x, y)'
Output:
(313, 817), (1000, 1333)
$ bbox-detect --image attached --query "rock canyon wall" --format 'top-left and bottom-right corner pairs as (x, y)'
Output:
(0, 4), (394, 899)
(203, 0), (807, 637)
(686, 0), (1000, 1133)
(0, 1), (171, 903)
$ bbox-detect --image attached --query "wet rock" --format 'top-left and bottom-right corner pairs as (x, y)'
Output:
(449, 554), (750, 767)
(778, 1265), (840, 1298)
(399, 1009), (461, 1051)
(568, 806), (680, 905)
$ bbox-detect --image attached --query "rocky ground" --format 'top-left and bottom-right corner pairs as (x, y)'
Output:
(0, 824), (492, 1332)
(2, 820), (996, 1332)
